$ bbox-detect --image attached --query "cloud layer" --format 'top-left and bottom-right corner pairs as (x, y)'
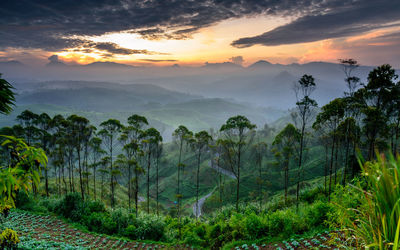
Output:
(1, 0), (399, 55)
(232, 0), (400, 47)
(0, 0), (342, 51)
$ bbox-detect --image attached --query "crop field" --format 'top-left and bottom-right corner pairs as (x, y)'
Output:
(4, 209), (350, 250)
(5, 210), (173, 249)
(232, 231), (349, 250)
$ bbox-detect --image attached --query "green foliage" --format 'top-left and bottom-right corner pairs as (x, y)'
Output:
(0, 135), (47, 207)
(0, 74), (16, 115)
(54, 193), (85, 221)
(333, 153), (400, 249)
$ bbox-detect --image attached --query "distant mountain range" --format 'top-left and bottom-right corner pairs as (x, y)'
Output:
(1, 59), (395, 109)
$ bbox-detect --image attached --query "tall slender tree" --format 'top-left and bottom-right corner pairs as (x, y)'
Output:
(89, 136), (104, 200)
(313, 98), (346, 201)
(68, 115), (90, 200)
(35, 113), (52, 197)
(361, 64), (398, 159)
(99, 119), (123, 208)
(125, 114), (148, 216)
(141, 127), (162, 213)
(154, 137), (163, 216)
(253, 141), (267, 211)
(219, 115), (256, 212)
(272, 123), (300, 204)
(17, 110), (39, 145)
(191, 130), (212, 218)
(173, 125), (193, 238)
(293, 74), (318, 206)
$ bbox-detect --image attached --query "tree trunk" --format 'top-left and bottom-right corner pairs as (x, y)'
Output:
(177, 139), (183, 239)
(258, 152), (262, 212)
(101, 173), (104, 201)
(236, 141), (241, 212)
(284, 153), (290, 205)
(147, 150), (151, 213)
(45, 167), (49, 197)
(324, 144), (328, 195)
(128, 162), (131, 210)
(78, 149), (84, 200)
(135, 166), (139, 218)
(62, 161), (67, 195)
(93, 166), (97, 200)
(156, 153), (159, 216)
(196, 148), (201, 219)
(110, 137), (114, 208)
(328, 133), (336, 202)
(334, 140), (339, 185)
(343, 135), (350, 185)
(296, 122), (305, 208)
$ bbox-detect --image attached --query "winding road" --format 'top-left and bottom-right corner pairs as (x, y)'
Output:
(192, 154), (236, 217)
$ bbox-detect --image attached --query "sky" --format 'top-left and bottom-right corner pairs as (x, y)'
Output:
(1, 0), (400, 67)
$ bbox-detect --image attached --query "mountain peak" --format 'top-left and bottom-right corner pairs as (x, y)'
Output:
(249, 60), (273, 68)
(84, 61), (134, 68)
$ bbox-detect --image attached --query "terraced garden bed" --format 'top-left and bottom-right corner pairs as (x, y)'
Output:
(5, 210), (174, 249)
(232, 231), (349, 250)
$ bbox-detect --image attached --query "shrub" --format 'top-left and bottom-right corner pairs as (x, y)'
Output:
(133, 214), (166, 241)
(54, 193), (86, 221)
(83, 212), (105, 233)
(101, 215), (118, 235)
(194, 224), (206, 239)
(38, 197), (60, 212)
(124, 225), (136, 239)
(244, 213), (266, 239)
(305, 200), (332, 226)
(300, 186), (325, 203)
(111, 208), (130, 234)
(14, 191), (47, 213)
(86, 200), (106, 214)
(15, 191), (32, 210)
(0, 228), (20, 249)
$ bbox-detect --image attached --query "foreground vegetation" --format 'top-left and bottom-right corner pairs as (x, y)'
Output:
(1, 61), (400, 248)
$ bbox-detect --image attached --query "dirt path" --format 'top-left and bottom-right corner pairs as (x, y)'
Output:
(192, 153), (236, 217)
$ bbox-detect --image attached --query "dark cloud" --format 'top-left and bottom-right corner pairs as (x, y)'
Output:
(0, 0), (338, 51)
(85, 42), (160, 55)
(139, 59), (178, 62)
(1, 0), (399, 53)
(229, 56), (244, 65)
(232, 0), (400, 47)
(48, 54), (59, 63)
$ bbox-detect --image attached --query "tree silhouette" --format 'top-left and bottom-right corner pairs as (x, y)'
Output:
(123, 114), (148, 216)
(293, 74), (318, 206)
(220, 115), (256, 212)
(89, 136), (104, 200)
(313, 98), (346, 201)
(272, 123), (300, 204)
(173, 125), (193, 238)
(68, 115), (91, 200)
(141, 127), (162, 213)
(361, 64), (398, 159)
(99, 119), (123, 208)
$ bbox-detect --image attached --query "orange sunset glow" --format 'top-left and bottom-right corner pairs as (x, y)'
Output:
(1, 1), (400, 68)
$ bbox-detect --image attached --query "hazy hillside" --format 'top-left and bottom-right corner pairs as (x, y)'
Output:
(1, 80), (286, 141)
(1, 60), (388, 109)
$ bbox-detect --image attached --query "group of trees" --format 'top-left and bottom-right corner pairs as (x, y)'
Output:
(273, 61), (400, 203)
(0, 111), (165, 216)
(1, 60), (399, 220)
